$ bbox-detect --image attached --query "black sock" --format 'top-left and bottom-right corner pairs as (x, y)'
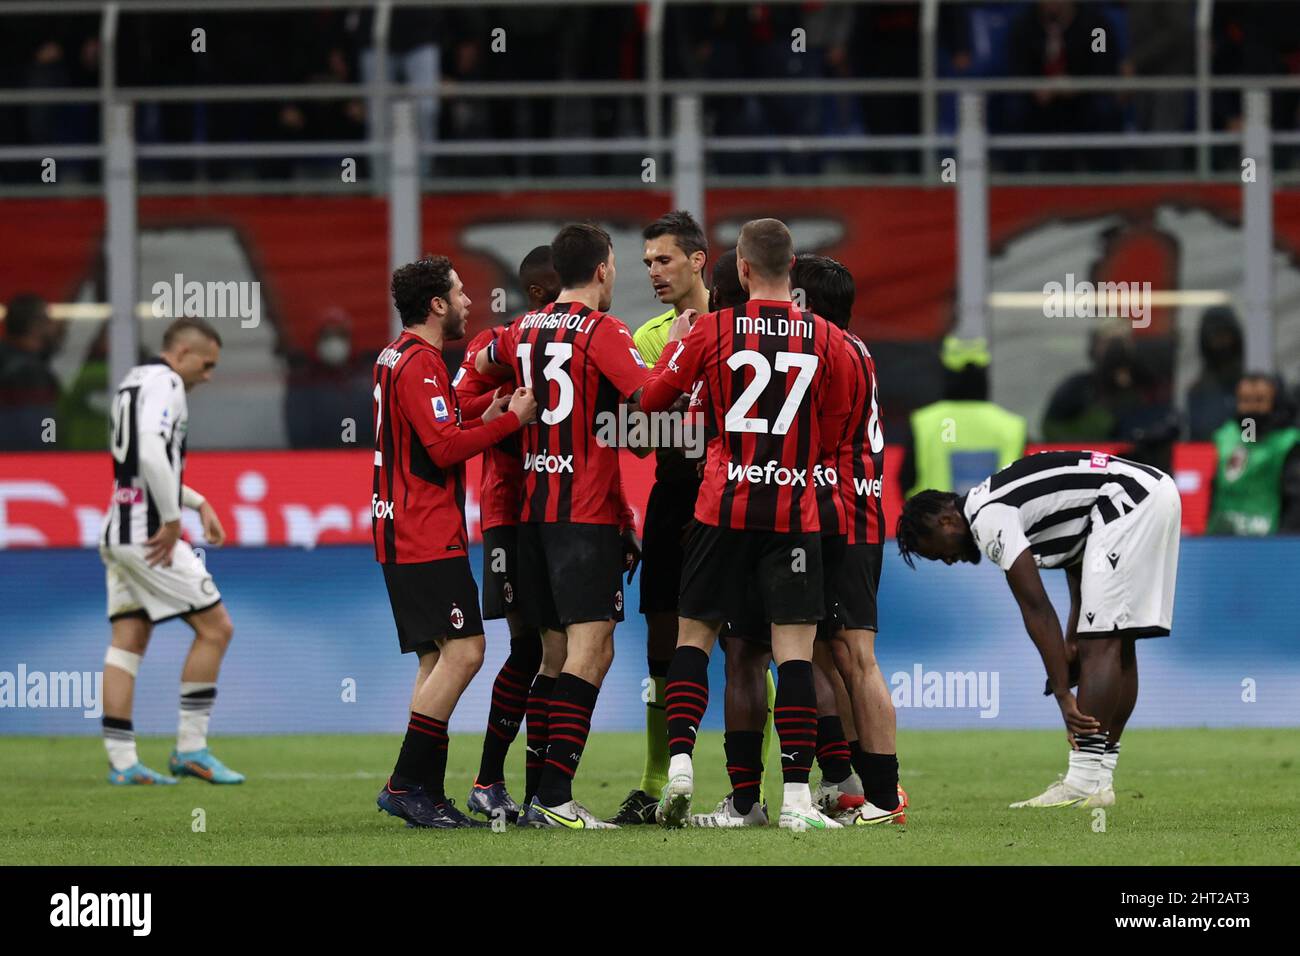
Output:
(774, 660), (817, 785)
(393, 711), (448, 800)
(665, 645), (709, 757)
(648, 656), (670, 679)
(724, 730), (763, 814)
(815, 715), (852, 784)
(523, 674), (555, 805)
(534, 674), (599, 807)
(476, 644), (540, 785)
(852, 750), (899, 811)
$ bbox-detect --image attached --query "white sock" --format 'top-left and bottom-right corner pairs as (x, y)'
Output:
(782, 782), (813, 811)
(1101, 742), (1121, 791)
(1064, 733), (1106, 792)
(103, 718), (138, 771)
(177, 681), (217, 753)
(668, 753), (693, 781)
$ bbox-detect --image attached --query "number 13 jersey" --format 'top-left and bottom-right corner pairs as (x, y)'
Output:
(492, 301), (651, 525)
(650, 300), (852, 533)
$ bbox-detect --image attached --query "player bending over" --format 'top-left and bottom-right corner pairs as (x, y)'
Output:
(100, 317), (243, 786)
(455, 246), (562, 824)
(896, 450), (1181, 808)
(640, 218), (853, 831)
(373, 256), (536, 829)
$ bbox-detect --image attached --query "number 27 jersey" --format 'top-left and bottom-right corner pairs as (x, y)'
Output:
(492, 301), (650, 525)
(652, 300), (851, 533)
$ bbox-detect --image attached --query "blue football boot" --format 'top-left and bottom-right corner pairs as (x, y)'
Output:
(169, 748), (246, 784)
(377, 780), (487, 829)
(107, 762), (178, 786)
(466, 779), (521, 825)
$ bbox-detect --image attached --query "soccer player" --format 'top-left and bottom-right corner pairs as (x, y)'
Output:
(791, 254), (905, 826)
(607, 211), (712, 825)
(896, 450), (1182, 808)
(477, 222), (651, 829)
(640, 218), (853, 830)
(456, 246), (562, 824)
(99, 317), (243, 786)
(373, 256), (537, 829)
(688, 248), (783, 827)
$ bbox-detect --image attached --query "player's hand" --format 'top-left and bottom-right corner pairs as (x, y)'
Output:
(1055, 691), (1099, 748)
(145, 519), (181, 567)
(667, 309), (697, 343)
(508, 387), (538, 425)
(481, 391), (510, 424)
(198, 502), (226, 547)
(621, 528), (642, 583)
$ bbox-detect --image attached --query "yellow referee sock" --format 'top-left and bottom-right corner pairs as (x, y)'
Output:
(638, 673), (669, 795)
(760, 668), (777, 811)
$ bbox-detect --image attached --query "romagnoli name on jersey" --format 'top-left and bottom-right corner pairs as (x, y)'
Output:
(518, 311), (598, 334)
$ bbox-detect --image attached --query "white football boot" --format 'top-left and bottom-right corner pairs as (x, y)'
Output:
(691, 795), (768, 828)
(1081, 787), (1115, 808)
(656, 755), (694, 829)
(523, 798), (620, 830)
(1009, 775), (1095, 808)
(778, 785), (843, 830)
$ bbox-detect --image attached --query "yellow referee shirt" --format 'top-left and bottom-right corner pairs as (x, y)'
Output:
(633, 307), (677, 368)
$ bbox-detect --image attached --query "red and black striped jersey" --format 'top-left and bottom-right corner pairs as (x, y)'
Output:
(491, 301), (651, 525)
(372, 330), (522, 564)
(826, 330), (886, 545)
(455, 326), (521, 532)
(641, 300), (852, 533)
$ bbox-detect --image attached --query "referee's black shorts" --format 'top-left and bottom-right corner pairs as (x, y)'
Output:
(639, 478), (700, 615)
(382, 556), (484, 655)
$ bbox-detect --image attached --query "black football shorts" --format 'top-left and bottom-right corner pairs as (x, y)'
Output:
(480, 524), (540, 626)
(679, 521), (824, 628)
(382, 556), (484, 655)
(639, 478), (701, 615)
(516, 521), (626, 631)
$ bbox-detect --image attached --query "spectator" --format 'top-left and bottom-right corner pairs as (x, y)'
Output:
(56, 324), (110, 451)
(1043, 319), (1180, 469)
(1125, 1), (1195, 171)
(283, 312), (374, 449)
(1206, 373), (1300, 535)
(1186, 306), (1244, 440)
(0, 294), (61, 451)
(899, 336), (1027, 497)
(1006, 1), (1124, 172)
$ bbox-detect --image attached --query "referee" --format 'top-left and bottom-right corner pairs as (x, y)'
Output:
(606, 210), (711, 825)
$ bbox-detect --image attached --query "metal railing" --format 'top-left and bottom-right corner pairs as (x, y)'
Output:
(1, 0), (1298, 189)
(0, 0), (1293, 384)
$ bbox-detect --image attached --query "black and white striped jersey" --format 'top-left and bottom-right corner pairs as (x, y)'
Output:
(960, 450), (1169, 571)
(102, 358), (188, 546)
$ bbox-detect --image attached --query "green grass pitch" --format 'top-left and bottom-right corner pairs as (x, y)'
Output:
(1, 728), (1295, 866)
